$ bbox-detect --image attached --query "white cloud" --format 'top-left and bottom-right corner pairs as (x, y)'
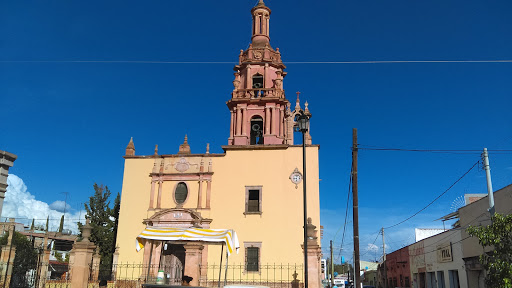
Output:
(3, 174), (85, 234)
(367, 243), (379, 252)
(49, 201), (72, 213)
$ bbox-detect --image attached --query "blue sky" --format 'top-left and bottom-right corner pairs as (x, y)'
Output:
(1, 0), (511, 263)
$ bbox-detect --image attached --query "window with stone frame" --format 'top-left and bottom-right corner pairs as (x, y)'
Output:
(174, 182), (189, 206)
(244, 186), (262, 214)
(244, 242), (261, 272)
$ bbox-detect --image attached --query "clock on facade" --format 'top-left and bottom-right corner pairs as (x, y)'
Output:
(289, 168), (303, 188)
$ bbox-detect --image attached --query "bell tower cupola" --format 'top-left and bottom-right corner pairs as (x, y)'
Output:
(251, 0), (271, 48)
(227, 1), (309, 146)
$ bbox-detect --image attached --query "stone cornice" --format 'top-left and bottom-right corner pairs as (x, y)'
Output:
(124, 153), (226, 159)
(222, 144), (320, 152)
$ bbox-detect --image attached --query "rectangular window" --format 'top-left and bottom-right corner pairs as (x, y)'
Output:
(427, 272), (436, 288)
(448, 270), (460, 288)
(437, 271), (446, 288)
(405, 276), (410, 287)
(244, 242), (261, 272)
(245, 186), (262, 214)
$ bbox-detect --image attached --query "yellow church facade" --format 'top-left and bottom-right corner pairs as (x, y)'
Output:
(115, 1), (322, 287)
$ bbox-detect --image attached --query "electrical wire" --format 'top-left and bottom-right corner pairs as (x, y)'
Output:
(339, 166), (353, 260)
(2, 59), (512, 64)
(384, 160), (480, 229)
(358, 146), (512, 154)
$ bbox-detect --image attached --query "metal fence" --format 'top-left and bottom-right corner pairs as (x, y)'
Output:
(201, 263), (304, 288)
(86, 263), (303, 288)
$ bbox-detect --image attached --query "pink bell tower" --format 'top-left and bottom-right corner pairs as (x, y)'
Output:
(227, 0), (303, 146)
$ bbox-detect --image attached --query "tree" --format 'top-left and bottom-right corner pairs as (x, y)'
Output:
(45, 216), (49, 231)
(467, 213), (512, 288)
(0, 231), (38, 284)
(30, 219), (34, 230)
(77, 184), (120, 280)
(58, 215), (64, 233)
(111, 192), (121, 254)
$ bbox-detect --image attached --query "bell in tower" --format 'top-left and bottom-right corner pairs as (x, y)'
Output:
(227, 0), (301, 146)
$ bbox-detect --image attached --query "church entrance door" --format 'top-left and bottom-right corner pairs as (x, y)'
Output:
(160, 243), (186, 285)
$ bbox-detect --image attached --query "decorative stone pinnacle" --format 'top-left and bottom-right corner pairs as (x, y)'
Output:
(255, 0), (267, 8)
(295, 91), (301, 110)
(154, 144), (158, 155)
(126, 137), (135, 156)
(127, 137), (134, 149)
(178, 135), (191, 155)
(206, 143), (210, 154)
(81, 219), (93, 243)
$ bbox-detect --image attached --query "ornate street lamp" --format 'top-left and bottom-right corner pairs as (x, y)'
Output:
(295, 110), (310, 288)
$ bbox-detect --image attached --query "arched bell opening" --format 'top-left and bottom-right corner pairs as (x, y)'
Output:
(250, 116), (264, 145)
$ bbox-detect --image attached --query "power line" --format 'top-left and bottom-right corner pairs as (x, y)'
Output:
(2, 59), (512, 65)
(339, 166), (353, 258)
(358, 146), (512, 154)
(384, 160), (480, 229)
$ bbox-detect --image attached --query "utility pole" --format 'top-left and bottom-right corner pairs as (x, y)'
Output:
(330, 240), (334, 287)
(382, 228), (387, 288)
(482, 148), (495, 216)
(352, 128), (361, 288)
(353, 251), (356, 287)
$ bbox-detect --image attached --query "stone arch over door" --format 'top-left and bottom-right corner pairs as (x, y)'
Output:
(142, 208), (212, 286)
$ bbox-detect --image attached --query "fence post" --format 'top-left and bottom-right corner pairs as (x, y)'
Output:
(302, 218), (322, 288)
(70, 220), (96, 288)
(37, 233), (51, 288)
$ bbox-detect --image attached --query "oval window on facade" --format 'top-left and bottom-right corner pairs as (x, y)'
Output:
(175, 182), (188, 204)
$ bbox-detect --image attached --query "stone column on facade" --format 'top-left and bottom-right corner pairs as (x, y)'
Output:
(183, 243), (204, 287)
(241, 107), (247, 136)
(272, 106), (278, 135)
(70, 220), (97, 288)
(247, 66), (252, 90)
(142, 240), (163, 280)
(265, 107), (271, 135)
(197, 179), (203, 209)
(150, 180), (156, 209)
(255, 15), (261, 34)
(205, 180), (211, 209)
(266, 15), (270, 35)
(230, 110), (235, 139)
(264, 63), (268, 88)
(279, 106), (284, 137)
(301, 218), (322, 288)
(157, 180), (163, 209)
(236, 108), (242, 136)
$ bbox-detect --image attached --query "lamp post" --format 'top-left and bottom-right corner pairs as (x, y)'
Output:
(295, 111), (310, 288)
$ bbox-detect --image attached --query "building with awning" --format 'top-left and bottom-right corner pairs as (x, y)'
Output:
(114, 1), (323, 288)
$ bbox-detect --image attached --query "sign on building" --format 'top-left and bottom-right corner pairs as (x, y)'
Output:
(437, 242), (453, 262)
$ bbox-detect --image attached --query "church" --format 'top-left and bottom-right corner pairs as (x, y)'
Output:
(115, 1), (322, 287)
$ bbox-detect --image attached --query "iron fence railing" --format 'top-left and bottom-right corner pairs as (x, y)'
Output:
(86, 263), (303, 288)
